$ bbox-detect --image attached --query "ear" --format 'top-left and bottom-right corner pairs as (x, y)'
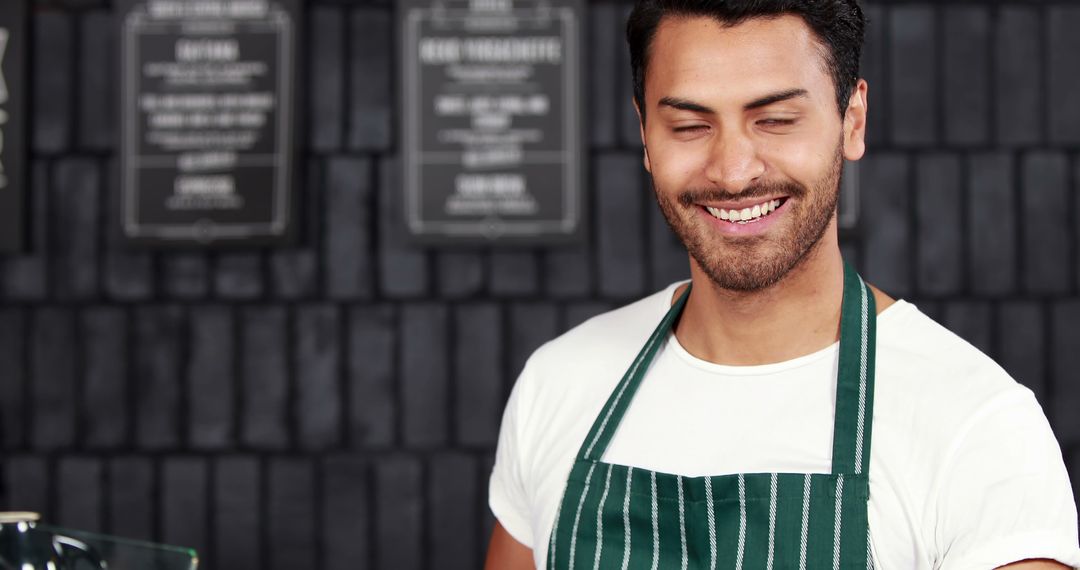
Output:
(633, 98), (652, 172)
(842, 79), (868, 162)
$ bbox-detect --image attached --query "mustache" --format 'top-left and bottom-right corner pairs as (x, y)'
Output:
(676, 180), (808, 207)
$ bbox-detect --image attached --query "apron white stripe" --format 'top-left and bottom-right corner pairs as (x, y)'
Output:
(593, 465), (613, 570)
(799, 474), (811, 570)
(583, 339), (654, 459)
(621, 467), (633, 570)
(568, 463), (597, 570)
(767, 473), (778, 570)
(650, 471), (660, 570)
(867, 530), (874, 569)
(551, 502), (563, 569)
(832, 474), (845, 570)
(855, 279), (869, 474)
(735, 474), (746, 570)
(677, 475), (688, 570)
(705, 477), (717, 570)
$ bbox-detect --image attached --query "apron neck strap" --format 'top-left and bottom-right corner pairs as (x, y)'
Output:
(575, 262), (877, 477)
(576, 283), (691, 462)
(830, 262), (877, 476)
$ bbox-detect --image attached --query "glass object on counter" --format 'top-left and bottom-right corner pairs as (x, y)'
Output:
(0, 512), (198, 570)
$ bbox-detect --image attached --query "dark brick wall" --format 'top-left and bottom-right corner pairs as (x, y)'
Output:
(3, 1), (1080, 568)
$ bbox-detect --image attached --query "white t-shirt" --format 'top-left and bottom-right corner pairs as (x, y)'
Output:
(489, 282), (1080, 570)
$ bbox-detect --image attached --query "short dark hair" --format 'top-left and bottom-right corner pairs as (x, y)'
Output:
(627, 0), (866, 120)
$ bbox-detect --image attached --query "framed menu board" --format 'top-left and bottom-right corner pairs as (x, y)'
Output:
(119, 0), (298, 246)
(401, 0), (585, 245)
(0, 0), (26, 253)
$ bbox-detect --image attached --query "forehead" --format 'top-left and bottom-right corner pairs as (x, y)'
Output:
(645, 14), (832, 107)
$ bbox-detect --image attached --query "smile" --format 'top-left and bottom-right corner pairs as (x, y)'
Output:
(704, 198), (788, 225)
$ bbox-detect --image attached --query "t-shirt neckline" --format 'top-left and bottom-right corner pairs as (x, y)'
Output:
(657, 280), (908, 376)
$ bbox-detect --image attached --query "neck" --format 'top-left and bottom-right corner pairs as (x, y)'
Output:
(674, 233), (845, 366)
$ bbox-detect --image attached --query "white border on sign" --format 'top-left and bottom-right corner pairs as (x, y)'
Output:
(121, 5), (293, 240)
(404, 7), (581, 238)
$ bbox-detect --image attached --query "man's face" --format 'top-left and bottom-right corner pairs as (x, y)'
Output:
(638, 15), (867, 292)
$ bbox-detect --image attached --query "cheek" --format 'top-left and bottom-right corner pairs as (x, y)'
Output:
(649, 143), (707, 185)
(760, 137), (835, 184)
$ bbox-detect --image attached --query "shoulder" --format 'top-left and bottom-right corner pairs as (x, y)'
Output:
(870, 299), (1056, 497)
(507, 283), (681, 446)
(525, 284), (679, 384)
(875, 300), (1026, 410)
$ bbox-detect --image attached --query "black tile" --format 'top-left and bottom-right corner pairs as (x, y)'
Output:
(325, 157), (374, 300)
(861, 154), (911, 297)
(1047, 7), (1080, 144)
(454, 304), (503, 446)
(134, 306), (183, 449)
(57, 457), (103, 532)
(378, 157), (428, 298)
(308, 6), (345, 151)
(188, 306), (235, 449)
(401, 304), (449, 447)
(108, 457), (154, 541)
(241, 307), (289, 449)
(31, 308), (76, 449)
(1021, 152), (1070, 294)
(490, 252), (538, 297)
(347, 306), (396, 448)
(82, 307), (128, 449)
(915, 153), (962, 296)
(52, 159), (99, 300)
(429, 453), (478, 570)
(888, 6), (937, 146)
(79, 11), (115, 151)
(994, 7), (1042, 146)
(999, 302), (1047, 403)
(1051, 301), (1080, 442)
(162, 457), (208, 559)
(942, 6), (990, 145)
(268, 458), (317, 570)
(596, 153), (646, 299)
(968, 153), (1016, 296)
(374, 457), (422, 570)
(214, 254), (263, 300)
(323, 455), (371, 570)
(33, 12), (72, 153)
(0, 309), (26, 449)
(214, 456), (261, 570)
(348, 7), (392, 151)
(296, 305), (342, 450)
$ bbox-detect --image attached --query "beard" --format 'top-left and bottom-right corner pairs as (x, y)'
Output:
(653, 144), (843, 292)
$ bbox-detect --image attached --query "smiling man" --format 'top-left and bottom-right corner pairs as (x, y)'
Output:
(485, 1), (1080, 569)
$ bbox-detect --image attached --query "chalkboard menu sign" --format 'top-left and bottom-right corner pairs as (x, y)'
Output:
(119, 0), (297, 246)
(401, 0), (584, 244)
(0, 0), (26, 253)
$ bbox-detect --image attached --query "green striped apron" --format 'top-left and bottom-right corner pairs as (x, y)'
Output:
(547, 262), (876, 569)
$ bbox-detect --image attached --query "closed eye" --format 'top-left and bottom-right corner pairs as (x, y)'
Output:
(673, 125), (709, 134)
(757, 118), (797, 127)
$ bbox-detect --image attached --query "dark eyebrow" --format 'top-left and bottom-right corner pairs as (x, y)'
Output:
(657, 89), (810, 115)
(744, 88), (810, 111)
(658, 97), (716, 115)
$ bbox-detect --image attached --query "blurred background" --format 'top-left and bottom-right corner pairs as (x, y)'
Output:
(2, 0), (1080, 569)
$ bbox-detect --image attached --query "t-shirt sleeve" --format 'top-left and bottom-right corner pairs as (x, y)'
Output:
(934, 388), (1080, 570)
(488, 361), (536, 548)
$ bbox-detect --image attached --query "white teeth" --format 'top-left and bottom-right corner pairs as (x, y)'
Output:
(705, 199), (784, 223)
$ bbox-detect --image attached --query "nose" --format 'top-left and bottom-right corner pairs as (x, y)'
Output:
(702, 126), (766, 193)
